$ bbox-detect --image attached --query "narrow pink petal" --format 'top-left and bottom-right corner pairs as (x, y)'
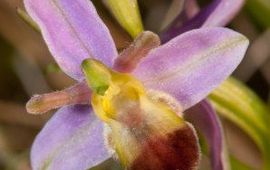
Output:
(185, 100), (229, 170)
(133, 27), (249, 110)
(24, 0), (117, 80)
(31, 105), (111, 170)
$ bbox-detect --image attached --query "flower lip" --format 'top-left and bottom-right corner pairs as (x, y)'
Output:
(82, 59), (200, 170)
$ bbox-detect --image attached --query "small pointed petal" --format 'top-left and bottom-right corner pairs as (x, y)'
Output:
(26, 81), (90, 114)
(185, 100), (229, 170)
(133, 27), (249, 110)
(162, 0), (244, 42)
(113, 31), (160, 73)
(24, 0), (117, 80)
(31, 105), (111, 170)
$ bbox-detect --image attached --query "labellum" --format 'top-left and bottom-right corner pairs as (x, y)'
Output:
(82, 59), (200, 170)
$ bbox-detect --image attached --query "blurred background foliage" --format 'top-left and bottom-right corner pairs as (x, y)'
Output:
(0, 0), (269, 170)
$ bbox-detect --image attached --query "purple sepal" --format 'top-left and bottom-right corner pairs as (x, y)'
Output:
(24, 0), (117, 80)
(162, 0), (244, 42)
(31, 105), (111, 170)
(185, 100), (229, 170)
(133, 27), (249, 110)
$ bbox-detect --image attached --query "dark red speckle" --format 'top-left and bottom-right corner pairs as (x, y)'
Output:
(130, 124), (199, 170)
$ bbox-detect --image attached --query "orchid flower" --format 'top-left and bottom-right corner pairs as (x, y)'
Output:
(160, 0), (245, 42)
(23, 0), (249, 170)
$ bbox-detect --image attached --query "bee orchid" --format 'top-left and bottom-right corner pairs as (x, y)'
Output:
(24, 0), (248, 170)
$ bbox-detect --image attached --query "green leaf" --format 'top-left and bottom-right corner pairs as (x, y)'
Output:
(245, 0), (270, 28)
(208, 77), (270, 170)
(103, 0), (143, 38)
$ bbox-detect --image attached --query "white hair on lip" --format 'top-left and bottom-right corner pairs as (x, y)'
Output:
(146, 89), (183, 117)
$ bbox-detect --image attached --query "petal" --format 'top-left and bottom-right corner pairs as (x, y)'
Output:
(26, 81), (91, 114)
(113, 31), (160, 73)
(185, 100), (229, 170)
(162, 0), (244, 42)
(24, 0), (117, 80)
(133, 27), (249, 110)
(201, 0), (244, 27)
(31, 105), (111, 170)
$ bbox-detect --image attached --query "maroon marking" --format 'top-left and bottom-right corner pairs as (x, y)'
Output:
(130, 125), (199, 170)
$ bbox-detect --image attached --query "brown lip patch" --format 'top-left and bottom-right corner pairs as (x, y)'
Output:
(129, 124), (200, 170)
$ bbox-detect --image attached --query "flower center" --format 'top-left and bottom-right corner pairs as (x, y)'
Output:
(82, 59), (199, 170)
